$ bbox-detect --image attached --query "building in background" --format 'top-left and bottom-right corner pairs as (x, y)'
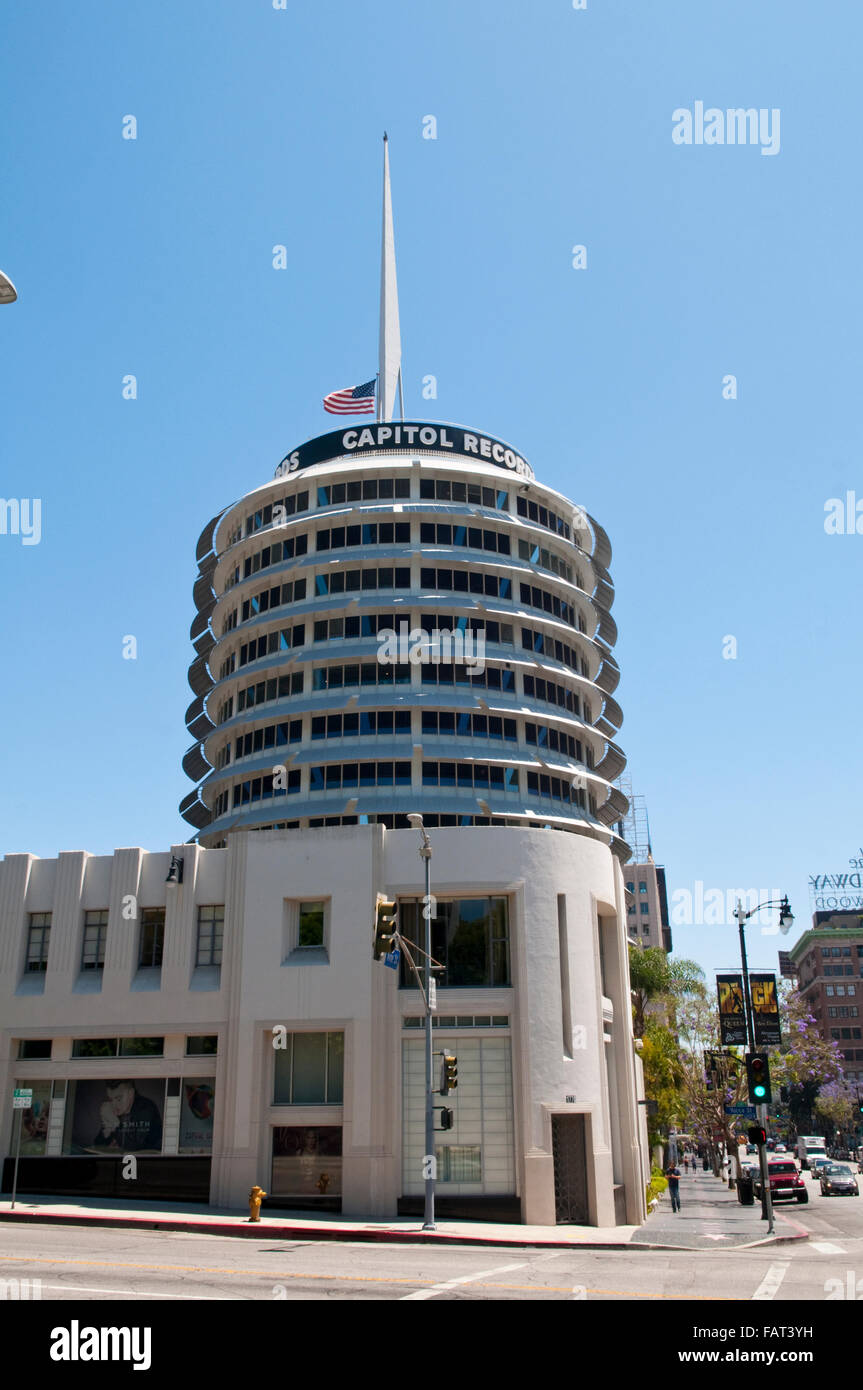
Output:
(616, 784), (672, 954)
(790, 911), (863, 1087)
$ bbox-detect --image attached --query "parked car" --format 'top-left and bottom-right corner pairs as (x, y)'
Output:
(819, 1163), (860, 1197)
(753, 1158), (809, 1204)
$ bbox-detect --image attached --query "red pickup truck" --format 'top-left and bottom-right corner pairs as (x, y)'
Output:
(753, 1158), (808, 1204)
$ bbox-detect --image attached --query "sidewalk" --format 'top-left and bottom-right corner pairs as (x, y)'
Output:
(0, 1171), (807, 1251)
(631, 1165), (808, 1250)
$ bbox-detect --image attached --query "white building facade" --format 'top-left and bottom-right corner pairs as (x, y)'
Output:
(1, 420), (649, 1225)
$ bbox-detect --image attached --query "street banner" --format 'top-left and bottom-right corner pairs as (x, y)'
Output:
(750, 972), (781, 1046)
(717, 974), (747, 1045)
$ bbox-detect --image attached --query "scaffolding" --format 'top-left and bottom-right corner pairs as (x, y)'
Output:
(615, 776), (652, 863)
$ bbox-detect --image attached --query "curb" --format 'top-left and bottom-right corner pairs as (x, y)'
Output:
(0, 1209), (642, 1250)
(0, 1206), (810, 1252)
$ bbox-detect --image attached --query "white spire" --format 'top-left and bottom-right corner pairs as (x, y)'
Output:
(378, 133), (404, 422)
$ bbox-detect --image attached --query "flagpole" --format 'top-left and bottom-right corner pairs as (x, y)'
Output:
(378, 132), (403, 425)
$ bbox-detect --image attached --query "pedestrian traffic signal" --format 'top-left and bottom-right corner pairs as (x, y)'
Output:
(745, 1052), (772, 1104)
(373, 896), (398, 961)
(439, 1108), (454, 1131)
(747, 1125), (767, 1147)
(440, 1053), (458, 1095)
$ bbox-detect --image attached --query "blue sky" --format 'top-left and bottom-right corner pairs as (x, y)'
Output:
(0, 1), (859, 982)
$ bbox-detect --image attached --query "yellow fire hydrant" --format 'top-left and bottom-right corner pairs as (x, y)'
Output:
(248, 1185), (266, 1222)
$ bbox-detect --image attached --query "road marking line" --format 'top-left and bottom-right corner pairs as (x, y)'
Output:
(751, 1263), (790, 1300)
(811, 1241), (845, 1254)
(35, 1283), (230, 1300)
(400, 1261), (528, 1300)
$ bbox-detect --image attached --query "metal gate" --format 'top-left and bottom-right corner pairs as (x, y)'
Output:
(552, 1114), (589, 1223)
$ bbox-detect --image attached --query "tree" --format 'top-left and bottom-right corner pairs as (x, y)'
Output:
(628, 946), (705, 1037)
(640, 1018), (683, 1148)
(773, 988), (844, 1135)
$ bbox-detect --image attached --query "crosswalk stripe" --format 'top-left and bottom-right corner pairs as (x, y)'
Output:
(751, 1263), (790, 1300)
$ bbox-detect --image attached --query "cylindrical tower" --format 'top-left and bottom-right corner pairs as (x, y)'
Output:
(180, 420), (628, 851)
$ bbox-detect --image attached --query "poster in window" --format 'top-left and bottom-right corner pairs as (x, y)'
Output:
(17, 1080), (51, 1156)
(716, 974), (747, 1045)
(179, 1078), (215, 1154)
(65, 1078), (165, 1154)
(271, 1126), (342, 1198)
(750, 973), (781, 1047)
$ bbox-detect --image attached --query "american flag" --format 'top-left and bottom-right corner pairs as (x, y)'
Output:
(323, 379), (376, 415)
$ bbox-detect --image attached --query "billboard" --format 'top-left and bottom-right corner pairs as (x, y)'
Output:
(717, 974), (747, 1045)
(16, 1080), (51, 1156)
(179, 1078), (215, 1154)
(64, 1079), (165, 1155)
(750, 973), (781, 1047)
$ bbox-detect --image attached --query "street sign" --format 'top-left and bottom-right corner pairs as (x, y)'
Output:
(12, 1089), (32, 1110)
(384, 947), (400, 970)
(428, 978), (437, 1011)
(725, 1103), (757, 1118)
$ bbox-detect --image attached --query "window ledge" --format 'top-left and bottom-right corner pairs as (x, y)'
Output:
(73, 972), (103, 995)
(16, 972), (46, 996)
(283, 947), (330, 966)
(190, 965), (222, 992)
(131, 968), (162, 992)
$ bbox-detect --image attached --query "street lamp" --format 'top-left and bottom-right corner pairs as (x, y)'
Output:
(732, 895), (793, 1233)
(0, 270), (17, 305)
(407, 812), (436, 1231)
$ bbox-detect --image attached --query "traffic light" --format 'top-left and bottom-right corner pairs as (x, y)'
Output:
(747, 1125), (767, 1147)
(440, 1108), (454, 1131)
(745, 1052), (772, 1104)
(779, 1086), (789, 1104)
(440, 1053), (458, 1095)
(373, 896), (398, 961)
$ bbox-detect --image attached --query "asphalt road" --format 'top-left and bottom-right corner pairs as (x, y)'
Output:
(0, 1207), (861, 1302)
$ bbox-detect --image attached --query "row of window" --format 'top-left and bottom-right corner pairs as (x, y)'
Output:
(19, 1035), (218, 1059)
(318, 477), (411, 506)
(823, 964), (863, 977)
(25, 907), (224, 974)
(523, 673), (588, 717)
(515, 492), (574, 540)
(824, 984), (857, 996)
(418, 478), (509, 509)
(241, 490), (310, 539)
(316, 521), (411, 551)
(221, 711), (590, 770)
(516, 538), (576, 585)
(213, 761), (595, 816)
(225, 476), (576, 560)
(830, 1027), (862, 1040)
(828, 1006), (860, 1018)
(220, 658), (595, 728)
(212, 811), (587, 841)
(521, 625), (588, 675)
(224, 516), (583, 601)
(418, 521), (511, 555)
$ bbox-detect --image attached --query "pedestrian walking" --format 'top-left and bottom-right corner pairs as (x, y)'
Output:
(683, 1153), (689, 1172)
(702, 1154), (709, 1172)
(666, 1164), (681, 1212)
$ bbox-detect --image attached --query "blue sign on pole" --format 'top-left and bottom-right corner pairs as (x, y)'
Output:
(384, 948), (400, 970)
(724, 1103), (757, 1118)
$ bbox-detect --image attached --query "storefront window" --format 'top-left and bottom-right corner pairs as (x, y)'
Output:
(271, 1126), (342, 1202)
(273, 1032), (344, 1104)
(399, 897), (510, 988)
